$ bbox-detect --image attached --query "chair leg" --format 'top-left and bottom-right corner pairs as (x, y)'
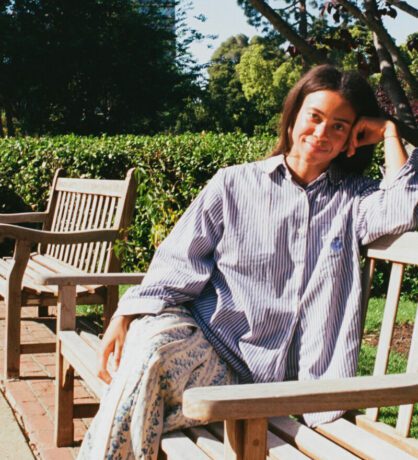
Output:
(4, 240), (31, 380)
(103, 285), (118, 331)
(55, 284), (77, 447)
(4, 294), (22, 379)
(54, 349), (75, 447)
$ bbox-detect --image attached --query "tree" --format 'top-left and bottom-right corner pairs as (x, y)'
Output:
(203, 35), (266, 134)
(237, 0), (418, 145)
(0, 0), (198, 135)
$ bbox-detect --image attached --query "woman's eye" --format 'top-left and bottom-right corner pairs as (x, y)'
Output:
(334, 123), (345, 131)
(309, 112), (320, 121)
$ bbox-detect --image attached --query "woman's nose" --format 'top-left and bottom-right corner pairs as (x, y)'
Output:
(314, 122), (328, 138)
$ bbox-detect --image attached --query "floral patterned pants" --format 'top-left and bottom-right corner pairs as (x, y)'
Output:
(77, 306), (237, 460)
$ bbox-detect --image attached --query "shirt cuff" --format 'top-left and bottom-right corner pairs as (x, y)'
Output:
(112, 296), (167, 319)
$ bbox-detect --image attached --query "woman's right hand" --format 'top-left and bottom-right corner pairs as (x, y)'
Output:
(97, 315), (136, 384)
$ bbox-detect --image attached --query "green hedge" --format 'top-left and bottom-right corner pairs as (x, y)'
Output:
(0, 134), (416, 300)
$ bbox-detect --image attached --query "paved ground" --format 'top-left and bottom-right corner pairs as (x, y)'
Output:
(0, 303), (98, 459)
(0, 388), (35, 459)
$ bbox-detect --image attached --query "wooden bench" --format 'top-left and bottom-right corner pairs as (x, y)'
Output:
(38, 232), (418, 458)
(0, 168), (137, 379)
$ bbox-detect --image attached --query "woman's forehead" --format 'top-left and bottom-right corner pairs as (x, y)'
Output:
(301, 90), (356, 121)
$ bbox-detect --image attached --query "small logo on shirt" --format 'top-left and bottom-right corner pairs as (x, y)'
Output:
(331, 237), (343, 252)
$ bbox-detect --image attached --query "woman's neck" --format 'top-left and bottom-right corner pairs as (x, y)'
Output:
(284, 155), (327, 186)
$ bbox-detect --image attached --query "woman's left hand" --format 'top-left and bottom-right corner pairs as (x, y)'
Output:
(347, 118), (399, 157)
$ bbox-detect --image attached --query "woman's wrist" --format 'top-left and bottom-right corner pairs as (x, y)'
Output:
(382, 121), (399, 139)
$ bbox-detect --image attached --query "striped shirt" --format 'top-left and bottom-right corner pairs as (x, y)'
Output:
(116, 149), (418, 426)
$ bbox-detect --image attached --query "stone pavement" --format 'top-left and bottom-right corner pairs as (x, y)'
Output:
(0, 303), (99, 460)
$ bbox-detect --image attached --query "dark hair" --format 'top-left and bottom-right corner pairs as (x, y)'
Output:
(271, 64), (380, 174)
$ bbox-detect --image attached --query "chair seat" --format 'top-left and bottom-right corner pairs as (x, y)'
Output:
(0, 253), (100, 299)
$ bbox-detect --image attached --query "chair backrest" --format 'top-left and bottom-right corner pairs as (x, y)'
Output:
(41, 168), (137, 274)
(361, 232), (418, 437)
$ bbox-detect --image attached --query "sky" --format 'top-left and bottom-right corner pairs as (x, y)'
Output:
(185, 0), (417, 65)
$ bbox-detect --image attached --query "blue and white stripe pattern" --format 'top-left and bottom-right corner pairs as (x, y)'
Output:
(117, 149), (418, 426)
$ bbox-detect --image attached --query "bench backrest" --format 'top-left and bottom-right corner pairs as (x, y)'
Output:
(41, 168), (137, 273)
(361, 232), (418, 437)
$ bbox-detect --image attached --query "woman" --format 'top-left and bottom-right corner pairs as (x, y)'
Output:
(78, 65), (418, 459)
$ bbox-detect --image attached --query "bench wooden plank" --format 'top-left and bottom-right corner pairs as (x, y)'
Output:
(269, 417), (359, 460)
(366, 263), (404, 421)
(186, 426), (224, 459)
(59, 331), (106, 399)
(347, 413), (418, 458)
(315, 417), (416, 459)
(160, 431), (212, 460)
(56, 177), (126, 197)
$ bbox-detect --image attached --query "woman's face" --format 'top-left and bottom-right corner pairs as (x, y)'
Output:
(288, 90), (357, 169)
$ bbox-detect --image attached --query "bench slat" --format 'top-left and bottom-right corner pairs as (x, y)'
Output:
(160, 431), (212, 460)
(56, 177), (126, 197)
(315, 417), (416, 460)
(186, 426), (223, 459)
(269, 416), (359, 460)
(347, 413), (418, 458)
(59, 330), (106, 399)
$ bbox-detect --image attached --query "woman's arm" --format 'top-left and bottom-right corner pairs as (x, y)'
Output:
(347, 118), (408, 183)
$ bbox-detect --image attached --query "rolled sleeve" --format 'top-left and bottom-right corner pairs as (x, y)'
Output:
(113, 169), (225, 319)
(356, 148), (418, 245)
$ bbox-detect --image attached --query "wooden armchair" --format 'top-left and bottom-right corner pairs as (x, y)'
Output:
(40, 232), (418, 457)
(0, 168), (137, 379)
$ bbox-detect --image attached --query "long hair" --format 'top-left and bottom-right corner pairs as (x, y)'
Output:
(271, 64), (381, 174)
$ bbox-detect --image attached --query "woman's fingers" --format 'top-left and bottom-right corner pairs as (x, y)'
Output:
(98, 342), (113, 384)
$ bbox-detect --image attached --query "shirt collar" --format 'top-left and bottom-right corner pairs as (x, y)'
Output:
(257, 154), (345, 185)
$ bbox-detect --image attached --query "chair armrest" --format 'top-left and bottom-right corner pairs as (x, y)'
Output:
(0, 212), (48, 224)
(0, 224), (119, 245)
(36, 272), (146, 286)
(183, 373), (418, 422)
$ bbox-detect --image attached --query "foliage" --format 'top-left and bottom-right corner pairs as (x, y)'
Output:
(0, 0), (198, 136)
(0, 133), (416, 299)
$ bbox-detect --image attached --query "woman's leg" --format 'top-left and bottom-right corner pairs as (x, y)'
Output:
(77, 306), (236, 460)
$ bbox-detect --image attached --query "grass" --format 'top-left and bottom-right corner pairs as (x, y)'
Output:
(359, 296), (418, 438)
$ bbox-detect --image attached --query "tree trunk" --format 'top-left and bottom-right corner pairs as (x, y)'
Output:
(248, 0), (328, 65)
(0, 109), (4, 137)
(5, 101), (15, 137)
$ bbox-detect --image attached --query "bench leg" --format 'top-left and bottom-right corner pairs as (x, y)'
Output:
(55, 351), (75, 446)
(224, 419), (267, 460)
(55, 285), (76, 447)
(103, 285), (118, 331)
(4, 240), (31, 379)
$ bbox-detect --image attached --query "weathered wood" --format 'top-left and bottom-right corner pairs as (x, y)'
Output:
(60, 331), (106, 399)
(183, 373), (418, 422)
(160, 431), (212, 460)
(242, 418), (267, 460)
(186, 426), (224, 459)
(56, 177), (126, 197)
(55, 285), (77, 446)
(224, 420), (244, 460)
(38, 272), (145, 286)
(4, 239), (31, 379)
(269, 417), (358, 460)
(315, 417), (416, 459)
(347, 412), (418, 457)
(20, 342), (55, 354)
(365, 232), (418, 265)
(0, 212), (48, 224)
(366, 263), (404, 421)
(396, 302), (418, 437)
(73, 402), (99, 419)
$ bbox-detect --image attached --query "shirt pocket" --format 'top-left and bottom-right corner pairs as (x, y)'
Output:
(319, 234), (345, 279)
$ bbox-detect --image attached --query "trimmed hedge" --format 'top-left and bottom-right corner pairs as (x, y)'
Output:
(0, 134), (416, 299)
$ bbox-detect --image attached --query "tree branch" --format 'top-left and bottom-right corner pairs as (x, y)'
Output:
(247, 0), (328, 64)
(385, 0), (418, 18)
(337, 0), (418, 96)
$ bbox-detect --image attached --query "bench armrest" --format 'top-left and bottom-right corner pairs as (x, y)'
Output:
(0, 212), (48, 224)
(36, 272), (146, 286)
(183, 373), (418, 422)
(0, 224), (119, 245)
